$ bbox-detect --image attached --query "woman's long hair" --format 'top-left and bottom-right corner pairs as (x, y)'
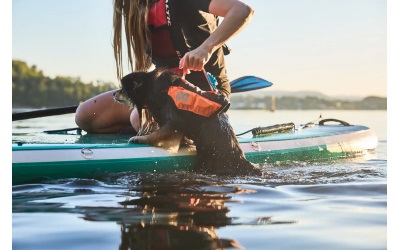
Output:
(113, 0), (152, 80)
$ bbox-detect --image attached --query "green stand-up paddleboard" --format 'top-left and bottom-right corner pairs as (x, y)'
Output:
(12, 118), (378, 185)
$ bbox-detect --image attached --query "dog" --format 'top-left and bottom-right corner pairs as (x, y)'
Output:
(113, 68), (261, 176)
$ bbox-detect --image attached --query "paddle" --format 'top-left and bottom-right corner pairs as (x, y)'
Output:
(12, 106), (79, 121)
(230, 76), (272, 93)
(12, 75), (273, 121)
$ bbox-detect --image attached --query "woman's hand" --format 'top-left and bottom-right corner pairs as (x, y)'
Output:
(179, 45), (213, 75)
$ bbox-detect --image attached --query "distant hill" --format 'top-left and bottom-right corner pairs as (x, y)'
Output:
(234, 90), (372, 101)
(230, 92), (387, 110)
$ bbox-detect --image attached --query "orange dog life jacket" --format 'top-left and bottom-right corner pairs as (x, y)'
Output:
(167, 79), (230, 117)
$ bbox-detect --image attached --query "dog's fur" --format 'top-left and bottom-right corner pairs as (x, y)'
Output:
(114, 68), (260, 176)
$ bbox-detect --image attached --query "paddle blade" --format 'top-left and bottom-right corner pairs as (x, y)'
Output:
(230, 76), (273, 93)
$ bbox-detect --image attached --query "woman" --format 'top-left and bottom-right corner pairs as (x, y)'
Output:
(75, 0), (254, 133)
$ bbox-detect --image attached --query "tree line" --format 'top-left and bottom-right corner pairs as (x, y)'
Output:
(12, 60), (116, 108)
(12, 59), (386, 110)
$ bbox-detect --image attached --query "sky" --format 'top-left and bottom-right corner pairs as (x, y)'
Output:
(10, 0), (388, 98)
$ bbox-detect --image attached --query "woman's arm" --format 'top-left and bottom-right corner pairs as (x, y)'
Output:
(180, 0), (254, 74)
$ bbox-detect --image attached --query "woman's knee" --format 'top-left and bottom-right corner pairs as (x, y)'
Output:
(75, 91), (133, 133)
(130, 108), (141, 132)
(75, 101), (97, 132)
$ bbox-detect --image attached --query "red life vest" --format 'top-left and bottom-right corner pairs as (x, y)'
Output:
(148, 0), (176, 57)
(148, 0), (168, 28)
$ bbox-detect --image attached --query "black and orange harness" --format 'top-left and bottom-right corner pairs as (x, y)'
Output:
(167, 78), (230, 117)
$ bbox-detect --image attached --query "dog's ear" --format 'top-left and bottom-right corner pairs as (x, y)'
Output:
(121, 73), (144, 89)
(132, 79), (143, 90)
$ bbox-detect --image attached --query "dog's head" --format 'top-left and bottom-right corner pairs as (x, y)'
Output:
(114, 68), (181, 109)
(113, 71), (154, 111)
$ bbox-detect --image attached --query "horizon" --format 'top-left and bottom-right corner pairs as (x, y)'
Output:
(12, 0), (387, 98)
(236, 89), (386, 99)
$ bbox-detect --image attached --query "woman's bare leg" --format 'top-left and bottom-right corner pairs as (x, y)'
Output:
(75, 90), (140, 133)
(130, 107), (141, 132)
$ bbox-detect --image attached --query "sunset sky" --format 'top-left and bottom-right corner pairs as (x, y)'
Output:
(10, 0), (388, 98)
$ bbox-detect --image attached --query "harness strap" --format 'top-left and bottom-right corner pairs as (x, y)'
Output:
(166, 0), (188, 59)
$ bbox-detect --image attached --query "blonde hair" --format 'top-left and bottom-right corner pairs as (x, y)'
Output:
(113, 0), (152, 80)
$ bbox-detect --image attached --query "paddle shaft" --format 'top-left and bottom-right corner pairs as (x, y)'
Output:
(12, 105), (78, 121)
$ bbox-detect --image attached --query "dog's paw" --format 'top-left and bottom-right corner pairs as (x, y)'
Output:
(226, 161), (263, 177)
(128, 136), (142, 144)
(247, 163), (263, 176)
(231, 161), (263, 177)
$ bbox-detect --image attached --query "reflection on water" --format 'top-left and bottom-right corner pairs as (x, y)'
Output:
(12, 110), (387, 249)
(12, 167), (387, 250)
(13, 172), (387, 249)
(13, 175), (299, 250)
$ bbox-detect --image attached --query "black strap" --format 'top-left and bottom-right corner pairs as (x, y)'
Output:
(318, 118), (351, 126)
(166, 0), (188, 59)
(166, 0), (230, 58)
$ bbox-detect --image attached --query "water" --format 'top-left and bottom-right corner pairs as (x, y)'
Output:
(12, 110), (387, 250)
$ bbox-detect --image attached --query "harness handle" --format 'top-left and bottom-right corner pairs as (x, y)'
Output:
(202, 69), (217, 92)
(318, 118), (352, 126)
(179, 58), (216, 92)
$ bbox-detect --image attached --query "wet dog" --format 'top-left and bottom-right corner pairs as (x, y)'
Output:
(113, 68), (260, 176)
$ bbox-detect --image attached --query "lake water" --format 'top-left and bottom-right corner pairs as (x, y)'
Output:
(11, 110), (388, 250)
